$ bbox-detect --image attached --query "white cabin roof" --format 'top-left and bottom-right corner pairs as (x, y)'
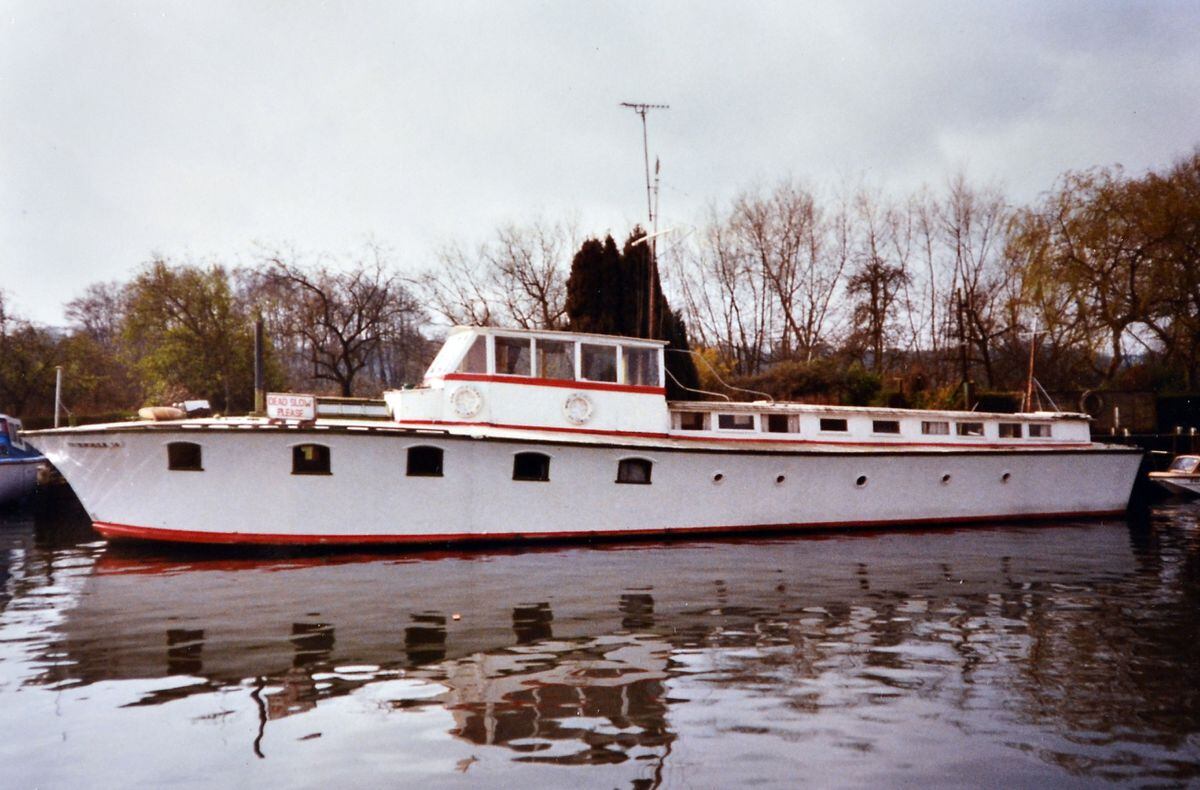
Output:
(442, 324), (668, 348)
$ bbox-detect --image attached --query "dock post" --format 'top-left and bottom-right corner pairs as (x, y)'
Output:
(54, 365), (63, 428)
(253, 317), (265, 415)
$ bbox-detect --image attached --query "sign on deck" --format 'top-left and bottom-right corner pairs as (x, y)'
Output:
(266, 393), (316, 421)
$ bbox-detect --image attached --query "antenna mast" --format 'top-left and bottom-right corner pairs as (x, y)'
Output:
(620, 101), (669, 337)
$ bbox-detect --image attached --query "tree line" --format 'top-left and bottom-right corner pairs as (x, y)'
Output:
(1, 148), (1196, 423)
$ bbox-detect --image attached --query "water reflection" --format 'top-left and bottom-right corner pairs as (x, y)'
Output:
(1, 501), (1199, 786)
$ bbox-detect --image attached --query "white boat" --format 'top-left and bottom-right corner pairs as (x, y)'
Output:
(26, 326), (1143, 546)
(1148, 455), (1200, 497)
(0, 416), (44, 505)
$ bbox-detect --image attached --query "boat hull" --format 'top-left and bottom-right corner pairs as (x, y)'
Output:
(0, 456), (41, 505)
(1147, 474), (1200, 497)
(31, 426), (1142, 546)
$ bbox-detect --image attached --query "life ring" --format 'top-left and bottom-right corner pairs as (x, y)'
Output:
(450, 385), (484, 418)
(563, 393), (594, 425)
(1079, 390), (1103, 416)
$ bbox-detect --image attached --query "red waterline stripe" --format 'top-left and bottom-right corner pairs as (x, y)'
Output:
(440, 372), (665, 396)
(394, 419), (1093, 450)
(93, 510), (1129, 547)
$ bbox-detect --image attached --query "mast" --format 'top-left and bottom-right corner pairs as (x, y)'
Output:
(620, 102), (668, 338)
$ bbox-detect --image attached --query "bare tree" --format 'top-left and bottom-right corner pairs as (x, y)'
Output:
(258, 249), (426, 396)
(418, 218), (576, 329)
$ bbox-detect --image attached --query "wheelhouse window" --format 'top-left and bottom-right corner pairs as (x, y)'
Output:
(717, 413), (754, 430)
(457, 335), (487, 374)
(957, 422), (984, 437)
(616, 458), (652, 484)
(622, 347), (659, 387)
(819, 418), (848, 432)
(999, 423), (1023, 439)
(407, 445), (444, 477)
(677, 412), (707, 431)
(1028, 423), (1052, 438)
(494, 336), (532, 376)
(167, 442), (203, 471)
(537, 339), (575, 380)
(581, 344), (617, 383)
(292, 443), (331, 475)
(765, 414), (797, 433)
(1168, 456), (1199, 473)
(512, 452), (550, 482)
(872, 420), (900, 434)
(921, 421), (950, 435)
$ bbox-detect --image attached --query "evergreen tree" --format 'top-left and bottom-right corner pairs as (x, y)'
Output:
(566, 227), (700, 399)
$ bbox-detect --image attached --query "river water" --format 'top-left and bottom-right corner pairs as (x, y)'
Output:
(1, 498), (1198, 788)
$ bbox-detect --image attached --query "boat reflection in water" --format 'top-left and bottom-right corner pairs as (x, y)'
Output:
(9, 512), (1200, 786)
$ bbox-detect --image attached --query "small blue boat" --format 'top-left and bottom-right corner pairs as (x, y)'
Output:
(0, 415), (44, 504)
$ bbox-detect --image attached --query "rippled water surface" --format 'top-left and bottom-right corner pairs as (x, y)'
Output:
(2, 498), (1199, 788)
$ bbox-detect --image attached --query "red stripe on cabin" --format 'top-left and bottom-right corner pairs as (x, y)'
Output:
(440, 372), (665, 395)
(92, 510), (1129, 547)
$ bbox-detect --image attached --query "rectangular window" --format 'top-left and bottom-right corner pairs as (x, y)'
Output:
(167, 442), (203, 471)
(999, 423), (1023, 439)
(494, 336), (531, 376)
(765, 414), (796, 433)
(292, 444), (331, 475)
(580, 344), (617, 382)
(956, 422), (984, 437)
(407, 446), (444, 477)
(536, 339), (574, 380)
(921, 421), (950, 435)
(819, 418), (848, 432)
(616, 458), (652, 484)
(512, 452), (550, 482)
(457, 335), (487, 374)
(677, 412), (706, 431)
(1028, 423), (1052, 438)
(872, 420), (900, 434)
(622, 347), (659, 387)
(717, 413), (754, 430)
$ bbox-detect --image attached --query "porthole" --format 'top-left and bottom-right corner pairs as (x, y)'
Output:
(775, 474), (786, 485)
(1001, 471), (1012, 483)
(941, 473), (952, 485)
(855, 475), (868, 488)
(712, 472), (725, 484)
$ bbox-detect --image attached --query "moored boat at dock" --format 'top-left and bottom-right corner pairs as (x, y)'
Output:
(0, 416), (44, 505)
(26, 326), (1144, 546)
(1148, 455), (1200, 497)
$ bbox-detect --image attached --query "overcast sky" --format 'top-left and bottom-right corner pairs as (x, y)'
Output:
(2, 1), (1198, 325)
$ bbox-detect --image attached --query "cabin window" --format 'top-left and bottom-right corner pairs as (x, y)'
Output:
(872, 420), (900, 434)
(537, 339), (575, 380)
(167, 442), (203, 471)
(407, 445), (444, 477)
(677, 412), (707, 431)
(921, 421), (949, 435)
(765, 414), (796, 433)
(1167, 456), (1199, 473)
(580, 344), (618, 382)
(1029, 423), (1052, 438)
(717, 413), (754, 430)
(999, 423), (1023, 439)
(957, 422), (984, 437)
(292, 443), (331, 475)
(819, 418), (848, 432)
(457, 335), (487, 374)
(512, 452), (550, 482)
(616, 458), (653, 484)
(622, 347), (659, 387)
(494, 336), (532, 376)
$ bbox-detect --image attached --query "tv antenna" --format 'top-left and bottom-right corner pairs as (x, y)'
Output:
(620, 102), (669, 336)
